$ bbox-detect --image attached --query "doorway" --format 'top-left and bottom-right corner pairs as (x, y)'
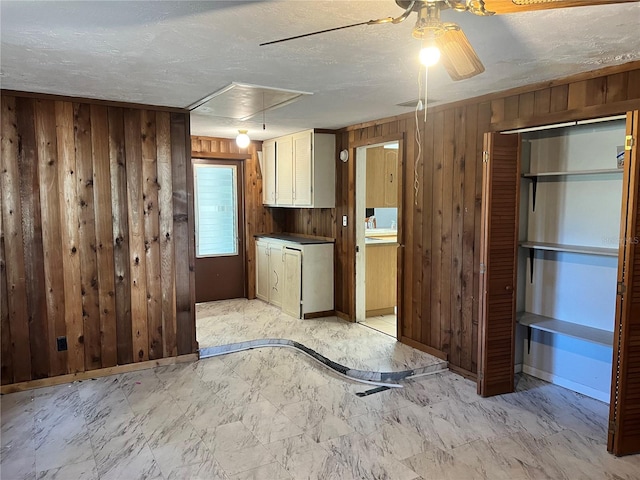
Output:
(193, 159), (246, 302)
(355, 141), (401, 337)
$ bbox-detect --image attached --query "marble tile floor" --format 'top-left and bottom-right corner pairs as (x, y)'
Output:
(196, 299), (442, 378)
(360, 314), (397, 337)
(2, 349), (639, 480)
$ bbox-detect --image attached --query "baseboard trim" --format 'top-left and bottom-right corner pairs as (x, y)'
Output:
(0, 354), (199, 394)
(366, 307), (395, 317)
(522, 364), (610, 403)
(448, 364), (478, 382)
(399, 336), (448, 361)
(304, 310), (335, 319)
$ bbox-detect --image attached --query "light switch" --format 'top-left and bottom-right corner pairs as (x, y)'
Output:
(342, 215), (348, 227)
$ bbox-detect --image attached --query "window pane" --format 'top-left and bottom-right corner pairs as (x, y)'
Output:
(194, 164), (238, 257)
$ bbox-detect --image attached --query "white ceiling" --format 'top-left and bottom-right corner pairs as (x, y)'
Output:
(2, 1), (639, 141)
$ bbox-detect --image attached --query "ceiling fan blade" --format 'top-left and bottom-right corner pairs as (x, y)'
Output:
(260, 1), (418, 46)
(435, 25), (485, 81)
(479, 0), (638, 15)
(260, 21), (377, 46)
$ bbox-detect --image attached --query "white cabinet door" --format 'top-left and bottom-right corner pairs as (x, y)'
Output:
(276, 136), (293, 205)
(293, 131), (312, 206)
(270, 245), (284, 307)
(256, 241), (270, 302)
(262, 140), (276, 205)
(282, 248), (302, 318)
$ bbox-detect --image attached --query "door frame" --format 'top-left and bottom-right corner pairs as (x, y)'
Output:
(353, 134), (404, 337)
(192, 157), (247, 302)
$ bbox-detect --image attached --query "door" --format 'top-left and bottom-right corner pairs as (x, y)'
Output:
(256, 241), (270, 302)
(383, 148), (398, 207)
(270, 245), (284, 307)
(477, 132), (521, 397)
(608, 110), (640, 456)
(282, 247), (302, 318)
(193, 160), (246, 303)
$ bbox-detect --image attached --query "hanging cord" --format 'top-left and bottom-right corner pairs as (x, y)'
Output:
(262, 92), (266, 130)
(414, 65), (425, 206)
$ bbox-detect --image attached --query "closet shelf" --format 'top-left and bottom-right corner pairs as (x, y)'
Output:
(522, 169), (622, 178)
(520, 241), (618, 257)
(517, 312), (614, 347)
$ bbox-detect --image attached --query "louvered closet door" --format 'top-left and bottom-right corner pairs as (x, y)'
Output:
(478, 132), (521, 397)
(609, 110), (640, 456)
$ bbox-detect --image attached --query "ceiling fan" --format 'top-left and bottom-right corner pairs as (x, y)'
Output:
(260, 0), (638, 82)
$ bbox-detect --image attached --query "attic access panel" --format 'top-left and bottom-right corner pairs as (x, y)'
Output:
(187, 82), (312, 120)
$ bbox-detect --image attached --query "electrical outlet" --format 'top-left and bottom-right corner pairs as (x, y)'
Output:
(57, 336), (68, 352)
(342, 215), (348, 227)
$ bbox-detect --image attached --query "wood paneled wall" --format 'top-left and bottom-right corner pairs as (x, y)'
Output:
(191, 136), (283, 299)
(283, 61), (640, 376)
(0, 93), (196, 385)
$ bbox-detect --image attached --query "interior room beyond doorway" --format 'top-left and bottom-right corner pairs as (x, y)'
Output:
(356, 141), (400, 337)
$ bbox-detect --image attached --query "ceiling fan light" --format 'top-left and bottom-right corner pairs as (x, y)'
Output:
(236, 129), (250, 148)
(419, 45), (441, 66)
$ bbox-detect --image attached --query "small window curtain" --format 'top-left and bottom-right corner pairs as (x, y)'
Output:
(194, 164), (238, 257)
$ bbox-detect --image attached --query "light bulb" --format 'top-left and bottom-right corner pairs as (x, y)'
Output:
(236, 130), (250, 148)
(419, 45), (440, 67)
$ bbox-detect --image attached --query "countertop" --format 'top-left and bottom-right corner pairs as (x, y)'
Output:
(365, 238), (398, 245)
(365, 227), (397, 245)
(255, 233), (335, 245)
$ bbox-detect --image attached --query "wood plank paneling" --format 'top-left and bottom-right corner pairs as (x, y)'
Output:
(56, 101), (85, 373)
(124, 109), (149, 362)
(1, 92), (195, 385)
(461, 103), (479, 372)
(109, 107), (133, 365)
(0, 200), (12, 384)
(171, 113), (194, 355)
(1, 95), (32, 382)
(158, 113), (177, 357)
(142, 110), (163, 360)
(74, 102), (101, 371)
(415, 115), (431, 343)
(90, 104), (117, 368)
(450, 107), (466, 368)
(430, 111), (445, 349)
(35, 99), (67, 377)
(16, 97), (49, 379)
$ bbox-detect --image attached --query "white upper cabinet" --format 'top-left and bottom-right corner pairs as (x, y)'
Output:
(293, 131), (312, 206)
(275, 135), (294, 205)
(262, 129), (335, 208)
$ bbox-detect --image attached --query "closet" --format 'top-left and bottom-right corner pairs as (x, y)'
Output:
(478, 111), (640, 456)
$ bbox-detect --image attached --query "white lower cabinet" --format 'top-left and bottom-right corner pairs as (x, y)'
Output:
(255, 237), (333, 319)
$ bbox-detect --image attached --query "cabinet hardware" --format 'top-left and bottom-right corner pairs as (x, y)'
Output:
(483, 151), (489, 163)
(625, 135), (635, 150)
(479, 262), (486, 274)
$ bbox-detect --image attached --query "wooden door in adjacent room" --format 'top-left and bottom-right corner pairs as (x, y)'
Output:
(193, 159), (246, 303)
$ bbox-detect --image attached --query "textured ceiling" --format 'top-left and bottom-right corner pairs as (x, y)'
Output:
(1, 1), (639, 140)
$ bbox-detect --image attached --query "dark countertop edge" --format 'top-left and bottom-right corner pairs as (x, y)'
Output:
(254, 233), (336, 245)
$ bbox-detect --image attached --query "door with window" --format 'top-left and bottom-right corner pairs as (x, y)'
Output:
(193, 160), (245, 302)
